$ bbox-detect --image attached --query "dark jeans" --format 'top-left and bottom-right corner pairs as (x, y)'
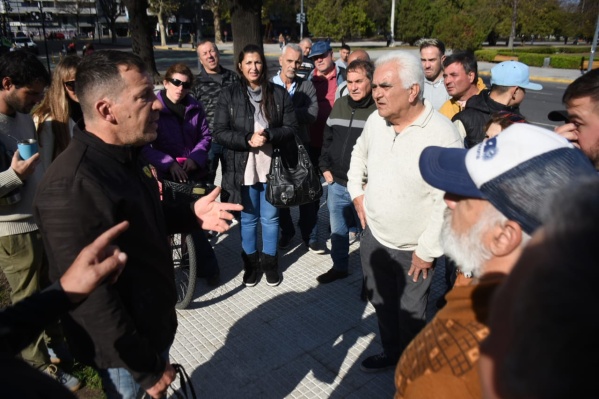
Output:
(360, 226), (433, 358)
(279, 202), (317, 244)
(206, 141), (225, 185)
(191, 229), (219, 278)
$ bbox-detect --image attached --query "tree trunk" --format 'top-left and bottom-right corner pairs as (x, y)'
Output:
(213, 5), (222, 44)
(159, 10), (167, 46)
(122, 0), (160, 82)
(508, 0), (518, 50)
(110, 22), (118, 44)
(230, 0), (263, 57)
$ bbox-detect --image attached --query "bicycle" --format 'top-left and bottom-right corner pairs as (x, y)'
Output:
(162, 178), (216, 310)
(170, 232), (197, 310)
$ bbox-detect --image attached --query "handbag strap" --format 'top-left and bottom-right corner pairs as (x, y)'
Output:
(170, 363), (197, 399)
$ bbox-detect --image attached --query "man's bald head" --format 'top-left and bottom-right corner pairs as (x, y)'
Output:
(348, 50), (370, 64)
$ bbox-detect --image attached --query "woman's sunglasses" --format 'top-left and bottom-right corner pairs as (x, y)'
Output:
(167, 78), (191, 89)
(64, 81), (76, 91)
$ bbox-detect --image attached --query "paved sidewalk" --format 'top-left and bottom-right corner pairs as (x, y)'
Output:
(169, 184), (398, 398)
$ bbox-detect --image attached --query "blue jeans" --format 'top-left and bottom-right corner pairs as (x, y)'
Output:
(98, 350), (169, 399)
(241, 182), (279, 256)
(327, 183), (358, 272)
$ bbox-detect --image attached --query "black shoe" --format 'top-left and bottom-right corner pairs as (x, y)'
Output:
(278, 234), (294, 249)
(264, 270), (281, 286)
(316, 268), (349, 284)
(243, 269), (258, 286)
(307, 241), (326, 254)
(261, 253), (281, 287)
(360, 352), (399, 373)
(241, 251), (260, 287)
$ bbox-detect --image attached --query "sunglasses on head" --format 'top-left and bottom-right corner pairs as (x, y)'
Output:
(64, 81), (76, 91)
(167, 78), (191, 89)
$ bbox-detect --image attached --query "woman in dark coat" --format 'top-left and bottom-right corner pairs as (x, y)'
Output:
(213, 44), (298, 287)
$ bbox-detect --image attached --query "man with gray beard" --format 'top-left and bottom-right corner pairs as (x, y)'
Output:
(393, 124), (598, 399)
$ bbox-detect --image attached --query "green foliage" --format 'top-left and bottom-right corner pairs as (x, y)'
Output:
(435, 12), (490, 51)
(550, 55), (583, 69)
(148, 0), (179, 16)
(396, 0), (439, 44)
(395, 0), (496, 50)
(474, 49), (499, 62)
(554, 46), (592, 54)
(509, 46), (555, 54)
(307, 0), (374, 40)
(339, 0), (375, 39)
(307, 0), (338, 38)
(517, 0), (562, 37)
(72, 362), (104, 391)
(475, 47), (587, 70)
(515, 53), (547, 67)
(578, 0), (599, 39)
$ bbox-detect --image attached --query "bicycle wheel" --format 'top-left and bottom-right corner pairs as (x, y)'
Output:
(171, 233), (197, 309)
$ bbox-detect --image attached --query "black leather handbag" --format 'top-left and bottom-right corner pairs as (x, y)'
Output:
(266, 134), (323, 208)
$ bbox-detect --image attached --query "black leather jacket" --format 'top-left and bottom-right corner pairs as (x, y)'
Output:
(212, 82), (299, 204)
(34, 128), (197, 389)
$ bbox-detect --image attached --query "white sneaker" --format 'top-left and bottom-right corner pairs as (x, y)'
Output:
(43, 364), (81, 392)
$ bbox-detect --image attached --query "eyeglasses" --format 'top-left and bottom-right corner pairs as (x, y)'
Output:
(167, 78), (191, 89)
(64, 81), (75, 91)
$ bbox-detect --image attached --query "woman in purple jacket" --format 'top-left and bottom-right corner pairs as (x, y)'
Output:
(143, 63), (220, 286)
(143, 63), (211, 182)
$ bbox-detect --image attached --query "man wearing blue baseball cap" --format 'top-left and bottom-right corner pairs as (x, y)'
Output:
(453, 61), (542, 148)
(394, 124), (597, 398)
(300, 39), (346, 254)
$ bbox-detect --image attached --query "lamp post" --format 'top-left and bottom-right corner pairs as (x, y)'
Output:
(588, 11), (599, 73)
(389, 0), (395, 46)
(95, 0), (101, 44)
(38, 1), (50, 72)
(300, 0), (304, 40)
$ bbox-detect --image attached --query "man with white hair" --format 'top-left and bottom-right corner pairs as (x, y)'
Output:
(394, 124), (597, 398)
(272, 43), (319, 249)
(296, 37), (314, 79)
(347, 51), (462, 372)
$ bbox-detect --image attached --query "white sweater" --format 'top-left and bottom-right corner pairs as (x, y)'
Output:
(347, 100), (463, 261)
(0, 112), (44, 236)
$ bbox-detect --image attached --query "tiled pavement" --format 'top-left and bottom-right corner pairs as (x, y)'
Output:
(169, 181), (449, 398)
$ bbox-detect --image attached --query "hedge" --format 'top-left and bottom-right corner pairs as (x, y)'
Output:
(474, 50), (498, 62)
(550, 55), (583, 69)
(516, 53), (547, 67)
(474, 49), (587, 69)
(499, 46), (591, 54)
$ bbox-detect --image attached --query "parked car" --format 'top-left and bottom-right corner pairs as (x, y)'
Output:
(11, 37), (38, 54)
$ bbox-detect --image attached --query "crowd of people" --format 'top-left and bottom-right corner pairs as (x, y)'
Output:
(0, 34), (597, 398)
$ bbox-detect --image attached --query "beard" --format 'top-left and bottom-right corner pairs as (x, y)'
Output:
(440, 209), (495, 278)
